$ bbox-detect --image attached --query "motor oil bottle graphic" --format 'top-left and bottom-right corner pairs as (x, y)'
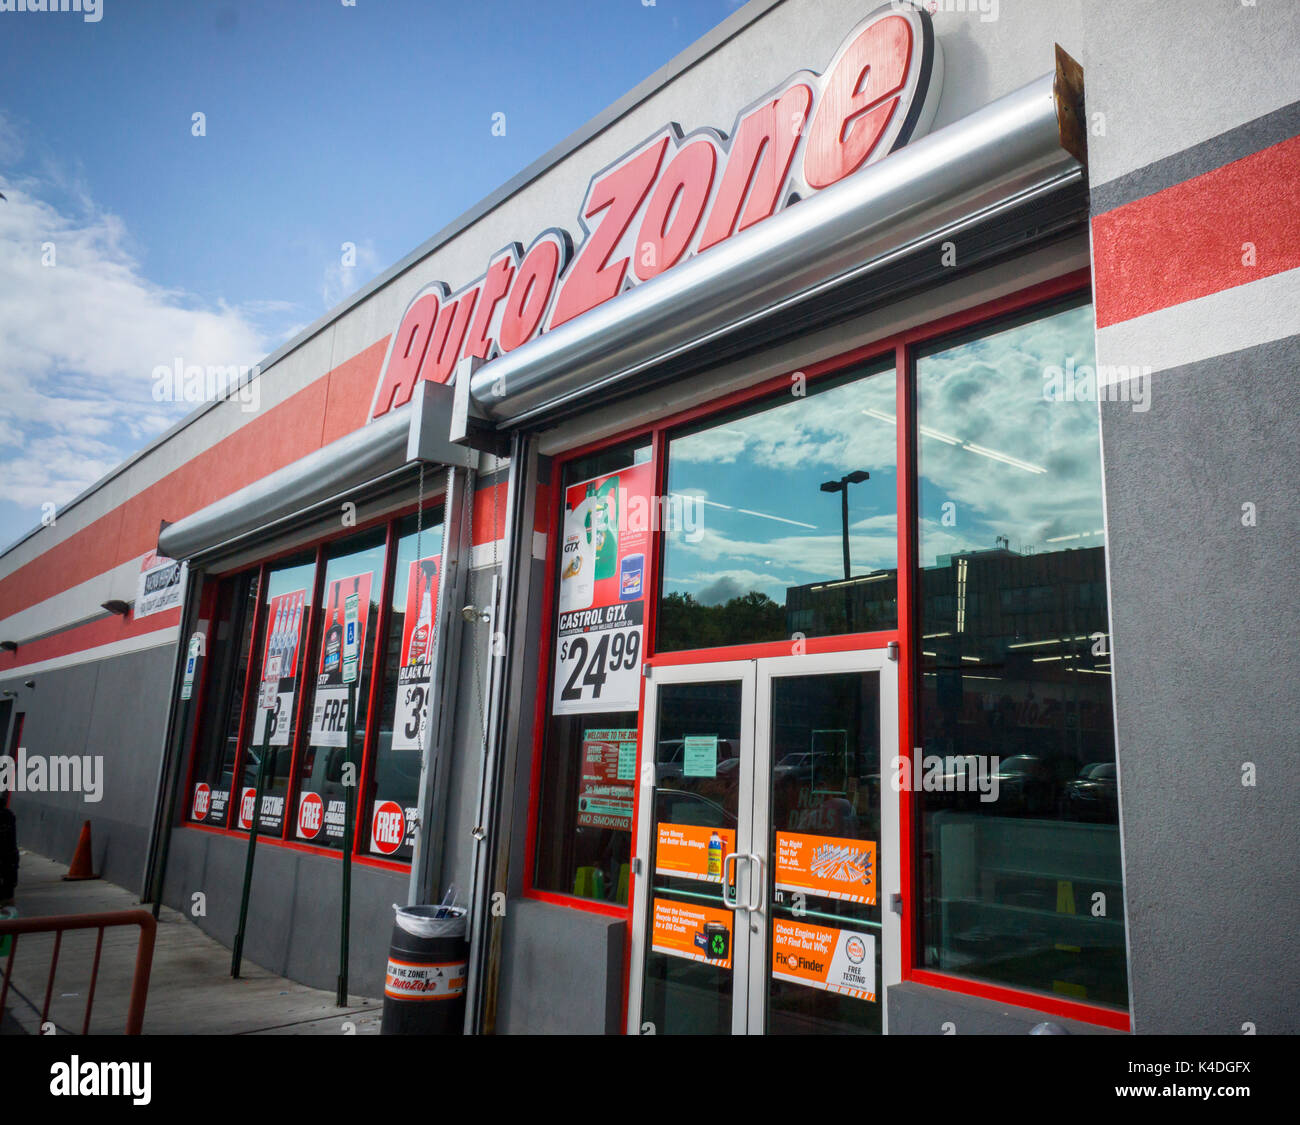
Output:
(559, 492), (596, 612)
(591, 476), (619, 582)
(323, 585), (343, 679)
(407, 560), (437, 665)
(707, 831), (723, 880)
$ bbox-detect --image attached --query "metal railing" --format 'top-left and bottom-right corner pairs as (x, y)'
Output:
(0, 910), (157, 1034)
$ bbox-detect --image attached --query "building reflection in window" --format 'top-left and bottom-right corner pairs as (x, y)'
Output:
(915, 300), (1128, 1010)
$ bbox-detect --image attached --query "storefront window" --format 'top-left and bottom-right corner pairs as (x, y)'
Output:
(186, 570), (258, 827)
(658, 362), (898, 651)
(235, 553), (316, 835)
(291, 528), (387, 849)
(533, 440), (652, 902)
(365, 508), (444, 861)
(915, 300), (1128, 1009)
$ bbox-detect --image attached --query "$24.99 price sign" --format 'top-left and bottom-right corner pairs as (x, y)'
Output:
(552, 601), (643, 715)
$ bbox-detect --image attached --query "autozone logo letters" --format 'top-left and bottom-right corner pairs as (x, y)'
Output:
(369, 3), (940, 419)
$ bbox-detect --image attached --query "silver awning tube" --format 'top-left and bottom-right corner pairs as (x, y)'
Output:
(469, 65), (1085, 428)
(158, 381), (473, 561)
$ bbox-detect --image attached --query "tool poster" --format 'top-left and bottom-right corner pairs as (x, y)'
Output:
(252, 589), (307, 747)
(771, 918), (875, 1002)
(655, 823), (736, 883)
(392, 555), (440, 753)
(576, 728), (637, 830)
(552, 460), (654, 716)
(774, 831), (877, 905)
(310, 572), (373, 747)
(651, 897), (733, 970)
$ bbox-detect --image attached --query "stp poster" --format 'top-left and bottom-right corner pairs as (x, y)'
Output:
(552, 460), (653, 716)
(310, 571), (373, 747)
(391, 554), (440, 753)
(252, 588), (306, 747)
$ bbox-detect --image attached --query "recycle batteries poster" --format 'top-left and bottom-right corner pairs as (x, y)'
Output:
(310, 572), (373, 747)
(552, 461), (653, 716)
(651, 897), (733, 971)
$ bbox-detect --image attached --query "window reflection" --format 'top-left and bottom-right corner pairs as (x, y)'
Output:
(916, 301), (1127, 1009)
(659, 363), (898, 651)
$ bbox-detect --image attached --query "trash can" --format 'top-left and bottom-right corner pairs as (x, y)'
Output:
(381, 903), (468, 1034)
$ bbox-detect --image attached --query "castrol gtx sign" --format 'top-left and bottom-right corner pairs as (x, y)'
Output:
(369, 3), (941, 419)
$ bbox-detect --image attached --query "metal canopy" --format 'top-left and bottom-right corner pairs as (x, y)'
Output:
(158, 381), (474, 562)
(466, 63), (1088, 432)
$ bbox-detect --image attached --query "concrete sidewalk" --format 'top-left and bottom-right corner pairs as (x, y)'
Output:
(1, 850), (382, 1035)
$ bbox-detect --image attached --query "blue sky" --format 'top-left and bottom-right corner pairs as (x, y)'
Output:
(0, 0), (743, 551)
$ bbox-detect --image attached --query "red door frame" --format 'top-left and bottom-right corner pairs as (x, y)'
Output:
(521, 266), (1130, 1032)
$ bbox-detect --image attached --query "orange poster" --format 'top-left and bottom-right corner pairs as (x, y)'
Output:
(651, 897), (733, 970)
(774, 831), (876, 904)
(655, 823), (736, 883)
(771, 917), (875, 1002)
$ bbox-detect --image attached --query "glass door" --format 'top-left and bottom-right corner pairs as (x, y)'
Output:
(628, 649), (898, 1034)
(629, 662), (756, 1035)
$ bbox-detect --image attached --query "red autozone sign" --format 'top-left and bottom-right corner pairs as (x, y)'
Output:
(369, 3), (941, 419)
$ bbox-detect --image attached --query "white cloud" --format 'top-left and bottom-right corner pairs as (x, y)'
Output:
(0, 126), (297, 543)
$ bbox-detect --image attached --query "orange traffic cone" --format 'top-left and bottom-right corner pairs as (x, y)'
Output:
(63, 821), (100, 881)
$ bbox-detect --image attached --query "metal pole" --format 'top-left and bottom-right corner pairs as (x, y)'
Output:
(840, 483), (853, 633)
(151, 690), (188, 921)
(337, 680), (357, 1006)
(231, 720), (271, 978)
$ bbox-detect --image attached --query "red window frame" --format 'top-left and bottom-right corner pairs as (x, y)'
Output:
(523, 266), (1130, 1031)
(179, 494), (445, 874)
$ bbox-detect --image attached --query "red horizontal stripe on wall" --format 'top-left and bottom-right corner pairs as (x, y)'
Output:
(0, 609), (180, 675)
(1093, 134), (1300, 328)
(0, 338), (391, 624)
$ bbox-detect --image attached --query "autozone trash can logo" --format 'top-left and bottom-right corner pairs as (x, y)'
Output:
(368, 3), (940, 420)
(371, 800), (405, 854)
(384, 957), (467, 1001)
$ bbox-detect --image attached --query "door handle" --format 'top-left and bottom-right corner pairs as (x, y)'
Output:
(747, 853), (764, 912)
(721, 852), (743, 910)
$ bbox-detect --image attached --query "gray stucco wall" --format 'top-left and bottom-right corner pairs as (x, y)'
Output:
(495, 898), (626, 1034)
(1, 641), (175, 893)
(1099, 339), (1300, 1034)
(161, 823), (407, 998)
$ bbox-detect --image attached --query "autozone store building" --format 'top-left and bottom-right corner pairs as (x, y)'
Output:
(1, 0), (1296, 1036)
